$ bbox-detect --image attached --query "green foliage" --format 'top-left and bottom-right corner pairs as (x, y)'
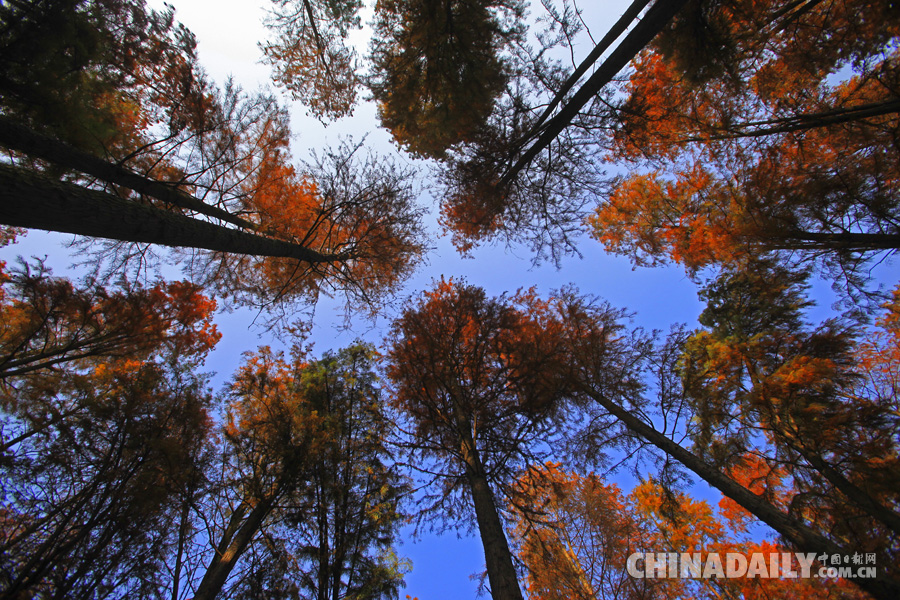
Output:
(0, 0), (204, 153)
(223, 343), (410, 600)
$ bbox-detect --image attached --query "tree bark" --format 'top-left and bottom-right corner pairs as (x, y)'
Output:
(759, 230), (900, 251)
(520, 0), (654, 147)
(502, 0), (688, 186)
(192, 491), (278, 600)
(455, 413), (524, 600)
(0, 163), (345, 262)
(678, 98), (900, 143)
(0, 116), (257, 230)
(580, 386), (900, 600)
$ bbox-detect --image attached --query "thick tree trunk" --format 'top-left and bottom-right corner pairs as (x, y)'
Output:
(0, 163), (344, 262)
(0, 116), (256, 230)
(193, 492), (277, 600)
(581, 386), (900, 600)
(455, 414), (524, 600)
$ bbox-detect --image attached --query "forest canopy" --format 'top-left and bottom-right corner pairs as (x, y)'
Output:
(0, 0), (898, 599)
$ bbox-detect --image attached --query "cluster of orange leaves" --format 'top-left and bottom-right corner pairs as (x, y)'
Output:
(511, 462), (864, 600)
(592, 0), (900, 271)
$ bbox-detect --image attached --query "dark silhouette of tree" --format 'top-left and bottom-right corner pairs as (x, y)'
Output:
(0, 1), (428, 315)
(369, 0), (525, 159)
(557, 264), (900, 599)
(0, 265), (218, 600)
(385, 280), (629, 600)
(592, 0), (900, 293)
(437, 0), (688, 259)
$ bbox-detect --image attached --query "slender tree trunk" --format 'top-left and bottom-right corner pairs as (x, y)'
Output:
(580, 386), (900, 600)
(760, 230), (900, 251)
(455, 413), (524, 600)
(502, 0), (688, 186)
(678, 98), (900, 143)
(520, 0), (654, 147)
(791, 439), (900, 535)
(171, 493), (193, 600)
(0, 163), (346, 262)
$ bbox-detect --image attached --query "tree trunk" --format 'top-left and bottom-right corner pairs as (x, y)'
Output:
(0, 116), (256, 230)
(760, 230), (900, 251)
(680, 98), (900, 143)
(455, 414), (524, 600)
(581, 386), (900, 600)
(192, 491), (278, 600)
(502, 0), (689, 186)
(0, 163), (345, 262)
(520, 0), (654, 147)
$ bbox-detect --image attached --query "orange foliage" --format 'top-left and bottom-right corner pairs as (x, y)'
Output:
(511, 464), (859, 600)
(718, 454), (788, 529)
(387, 279), (579, 441)
(589, 164), (744, 271)
(510, 463), (644, 600)
(601, 0), (900, 275)
(0, 269), (220, 391)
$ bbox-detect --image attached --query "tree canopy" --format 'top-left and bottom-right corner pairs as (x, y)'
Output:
(1, 0), (898, 599)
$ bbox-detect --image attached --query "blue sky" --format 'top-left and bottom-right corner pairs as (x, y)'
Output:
(8, 0), (896, 598)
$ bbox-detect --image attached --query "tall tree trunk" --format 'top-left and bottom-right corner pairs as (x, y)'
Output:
(580, 386), (900, 600)
(760, 230), (900, 251)
(171, 490), (193, 600)
(519, 0), (654, 148)
(0, 163), (346, 262)
(502, 0), (689, 186)
(455, 413), (524, 600)
(678, 98), (900, 143)
(0, 116), (256, 230)
(193, 490), (278, 600)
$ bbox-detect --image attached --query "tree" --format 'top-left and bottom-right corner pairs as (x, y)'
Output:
(510, 464), (861, 600)
(0, 0), (427, 315)
(238, 344), (408, 600)
(0, 261), (219, 383)
(185, 139), (428, 317)
(432, 0), (692, 259)
(0, 359), (214, 600)
(487, 277), (900, 598)
(385, 280), (632, 600)
(437, 92), (610, 263)
(262, 0), (364, 120)
(509, 463), (653, 600)
(189, 343), (408, 600)
(0, 0), (207, 154)
(0, 266), (218, 600)
(679, 262), (900, 567)
(369, 0), (525, 159)
(591, 0), (900, 289)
